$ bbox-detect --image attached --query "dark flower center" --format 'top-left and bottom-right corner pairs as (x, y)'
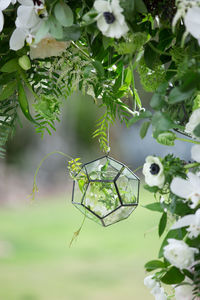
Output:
(150, 163), (160, 175)
(103, 12), (115, 24)
(33, 0), (43, 6)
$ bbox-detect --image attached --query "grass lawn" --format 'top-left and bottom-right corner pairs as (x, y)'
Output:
(0, 188), (161, 300)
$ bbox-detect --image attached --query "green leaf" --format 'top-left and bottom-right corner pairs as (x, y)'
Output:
(128, 111), (152, 127)
(0, 58), (19, 73)
(17, 80), (38, 124)
(134, 0), (147, 13)
(48, 16), (63, 39)
(150, 93), (164, 109)
(60, 25), (81, 41)
(159, 212), (167, 237)
(144, 42), (160, 70)
(168, 87), (194, 104)
(156, 131), (176, 146)
(152, 112), (175, 137)
(145, 260), (166, 272)
(140, 121), (150, 139)
(54, 2), (73, 27)
(92, 61), (105, 78)
(34, 20), (49, 44)
(143, 202), (163, 213)
(161, 267), (185, 284)
(193, 123), (200, 137)
(0, 81), (17, 101)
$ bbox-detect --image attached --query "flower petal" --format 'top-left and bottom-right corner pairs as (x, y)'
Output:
(0, 0), (11, 11)
(17, 5), (39, 28)
(191, 145), (200, 163)
(0, 10), (4, 32)
(184, 7), (200, 39)
(96, 15), (109, 33)
(9, 28), (27, 50)
(171, 215), (194, 230)
(170, 177), (193, 199)
(94, 0), (110, 12)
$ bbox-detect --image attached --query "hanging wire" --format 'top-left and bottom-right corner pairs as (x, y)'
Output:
(106, 121), (110, 155)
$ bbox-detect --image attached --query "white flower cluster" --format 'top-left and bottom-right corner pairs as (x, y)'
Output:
(144, 275), (167, 300)
(10, 0), (47, 51)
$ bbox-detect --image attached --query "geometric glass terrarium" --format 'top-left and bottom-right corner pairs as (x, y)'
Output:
(72, 156), (140, 226)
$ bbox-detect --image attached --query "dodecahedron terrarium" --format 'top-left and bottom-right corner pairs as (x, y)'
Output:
(72, 156), (140, 226)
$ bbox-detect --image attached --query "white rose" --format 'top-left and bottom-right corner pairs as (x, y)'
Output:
(163, 239), (198, 269)
(143, 156), (165, 188)
(144, 275), (158, 290)
(185, 108), (200, 138)
(174, 278), (194, 300)
(94, 0), (129, 39)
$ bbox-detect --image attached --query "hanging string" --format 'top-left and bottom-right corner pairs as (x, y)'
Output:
(107, 121), (110, 155)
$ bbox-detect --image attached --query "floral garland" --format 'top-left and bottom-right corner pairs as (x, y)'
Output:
(1, 0), (200, 298)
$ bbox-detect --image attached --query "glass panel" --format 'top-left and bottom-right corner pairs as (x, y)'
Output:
(107, 157), (123, 172)
(85, 158), (118, 181)
(116, 170), (139, 204)
(123, 167), (138, 180)
(72, 167), (89, 204)
(73, 204), (103, 225)
(83, 181), (120, 218)
(103, 206), (137, 226)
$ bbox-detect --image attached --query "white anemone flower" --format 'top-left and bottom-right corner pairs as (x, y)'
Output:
(184, 7), (200, 45)
(0, 0), (16, 32)
(185, 108), (200, 138)
(163, 239), (198, 269)
(94, 0), (129, 38)
(191, 145), (200, 163)
(170, 172), (200, 209)
(171, 209), (200, 239)
(9, 0), (47, 50)
(142, 156), (165, 188)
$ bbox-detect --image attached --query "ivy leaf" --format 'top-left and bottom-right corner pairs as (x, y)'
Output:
(145, 260), (166, 272)
(152, 112), (175, 138)
(161, 267), (185, 284)
(54, 2), (73, 27)
(159, 212), (167, 237)
(143, 202), (163, 213)
(168, 87), (194, 104)
(140, 121), (150, 139)
(193, 123), (200, 137)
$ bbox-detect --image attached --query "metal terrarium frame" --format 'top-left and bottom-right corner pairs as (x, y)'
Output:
(72, 155), (140, 227)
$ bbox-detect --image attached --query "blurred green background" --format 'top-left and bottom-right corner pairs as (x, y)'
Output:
(0, 189), (160, 300)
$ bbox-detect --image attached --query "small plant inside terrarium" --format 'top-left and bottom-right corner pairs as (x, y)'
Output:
(72, 156), (139, 226)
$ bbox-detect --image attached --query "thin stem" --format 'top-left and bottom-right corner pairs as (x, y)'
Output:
(30, 151), (73, 201)
(71, 41), (91, 60)
(133, 165), (143, 173)
(176, 137), (200, 144)
(184, 162), (200, 169)
(148, 42), (171, 57)
(69, 212), (86, 247)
